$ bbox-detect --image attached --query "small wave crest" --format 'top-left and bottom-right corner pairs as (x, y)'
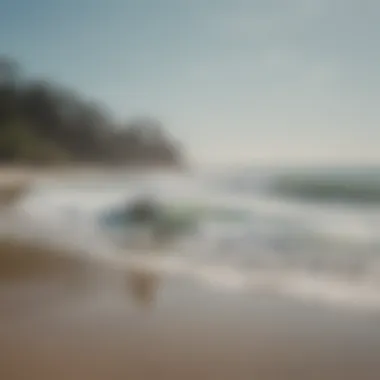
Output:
(70, 247), (380, 311)
(271, 173), (380, 204)
(2, 218), (380, 312)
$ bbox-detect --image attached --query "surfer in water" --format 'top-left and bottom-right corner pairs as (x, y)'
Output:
(126, 195), (161, 224)
(124, 195), (179, 247)
(100, 192), (198, 248)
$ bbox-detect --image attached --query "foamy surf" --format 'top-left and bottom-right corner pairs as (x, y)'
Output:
(2, 169), (380, 312)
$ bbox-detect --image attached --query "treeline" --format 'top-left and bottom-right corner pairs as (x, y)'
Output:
(0, 57), (184, 167)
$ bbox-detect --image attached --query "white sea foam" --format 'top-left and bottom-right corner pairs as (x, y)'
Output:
(2, 170), (380, 311)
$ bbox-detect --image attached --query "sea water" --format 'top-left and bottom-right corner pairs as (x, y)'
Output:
(3, 166), (380, 310)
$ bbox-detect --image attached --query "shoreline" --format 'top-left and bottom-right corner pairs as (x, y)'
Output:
(0, 170), (380, 379)
(0, 240), (380, 379)
(0, 163), (185, 178)
(0, 164), (188, 204)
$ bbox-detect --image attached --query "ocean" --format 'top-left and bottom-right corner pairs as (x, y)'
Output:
(3, 165), (380, 310)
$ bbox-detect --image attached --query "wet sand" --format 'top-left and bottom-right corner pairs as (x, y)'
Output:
(0, 240), (380, 380)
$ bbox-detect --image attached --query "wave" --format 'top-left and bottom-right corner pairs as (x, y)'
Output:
(2, 202), (380, 312)
(270, 173), (380, 204)
(2, 233), (380, 311)
(2, 170), (380, 312)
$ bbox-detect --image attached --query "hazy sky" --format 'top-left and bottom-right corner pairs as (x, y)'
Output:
(0, 0), (379, 165)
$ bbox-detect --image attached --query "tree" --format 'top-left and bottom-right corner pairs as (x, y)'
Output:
(0, 56), (185, 168)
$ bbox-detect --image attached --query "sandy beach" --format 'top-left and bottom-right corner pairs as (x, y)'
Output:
(0, 168), (379, 380)
(0, 239), (379, 380)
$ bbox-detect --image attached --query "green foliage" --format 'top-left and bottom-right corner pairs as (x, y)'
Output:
(0, 57), (185, 167)
(0, 120), (69, 164)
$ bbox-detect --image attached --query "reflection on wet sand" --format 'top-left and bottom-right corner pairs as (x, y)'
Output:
(126, 268), (161, 309)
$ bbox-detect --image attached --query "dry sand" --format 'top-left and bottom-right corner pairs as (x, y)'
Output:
(0, 168), (379, 379)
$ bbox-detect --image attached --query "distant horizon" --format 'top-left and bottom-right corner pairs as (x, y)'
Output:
(194, 160), (380, 173)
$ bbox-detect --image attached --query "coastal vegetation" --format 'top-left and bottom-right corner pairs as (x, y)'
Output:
(0, 57), (184, 168)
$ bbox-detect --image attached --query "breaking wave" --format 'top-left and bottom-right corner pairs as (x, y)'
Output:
(271, 173), (380, 204)
(1, 168), (380, 311)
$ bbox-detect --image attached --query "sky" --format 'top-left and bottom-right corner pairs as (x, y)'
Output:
(0, 0), (379, 166)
